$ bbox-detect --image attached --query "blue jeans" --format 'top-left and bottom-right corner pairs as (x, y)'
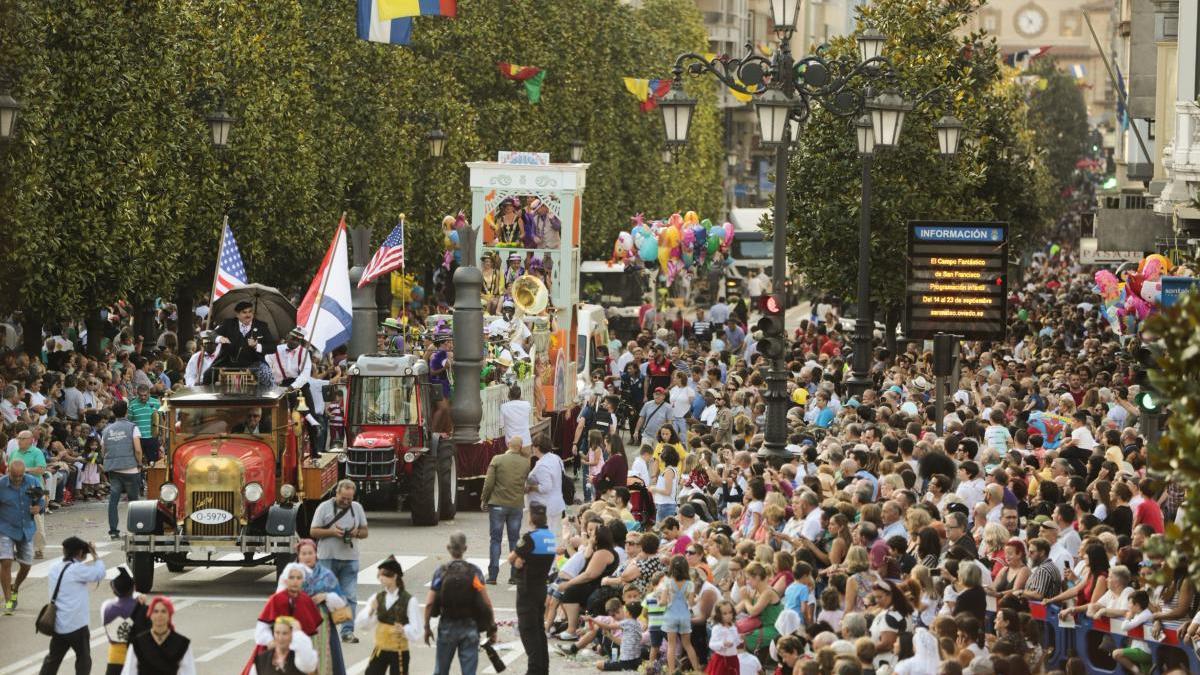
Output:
(319, 558), (359, 636)
(107, 472), (142, 536)
(488, 505), (522, 581)
(434, 617), (479, 675)
(655, 501), (677, 523)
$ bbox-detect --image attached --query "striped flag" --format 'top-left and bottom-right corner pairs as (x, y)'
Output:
(358, 219), (406, 288)
(357, 0), (413, 45)
(623, 78), (672, 112)
(356, 0), (455, 46)
(377, 0), (456, 18)
(213, 222), (247, 301)
(297, 217), (353, 354)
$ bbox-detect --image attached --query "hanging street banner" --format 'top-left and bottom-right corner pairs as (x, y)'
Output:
(905, 221), (1008, 341)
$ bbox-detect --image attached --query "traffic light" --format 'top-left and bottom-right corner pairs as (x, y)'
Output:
(1131, 342), (1163, 413)
(756, 299), (786, 360)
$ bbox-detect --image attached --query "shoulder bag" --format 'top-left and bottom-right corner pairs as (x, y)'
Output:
(35, 561), (74, 635)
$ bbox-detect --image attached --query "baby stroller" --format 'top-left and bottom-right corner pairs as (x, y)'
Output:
(626, 480), (656, 530)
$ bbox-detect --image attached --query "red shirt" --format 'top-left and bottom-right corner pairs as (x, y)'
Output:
(1135, 499), (1165, 533)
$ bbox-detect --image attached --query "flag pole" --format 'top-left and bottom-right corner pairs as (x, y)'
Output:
(398, 214), (407, 332)
(204, 214), (229, 331)
(303, 212), (347, 350)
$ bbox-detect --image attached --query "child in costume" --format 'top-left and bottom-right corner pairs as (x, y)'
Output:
(355, 556), (422, 675)
(101, 568), (147, 675)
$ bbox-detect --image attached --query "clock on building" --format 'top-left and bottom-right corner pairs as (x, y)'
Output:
(1015, 4), (1047, 37)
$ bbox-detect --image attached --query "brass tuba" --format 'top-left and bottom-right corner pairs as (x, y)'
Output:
(511, 274), (549, 315)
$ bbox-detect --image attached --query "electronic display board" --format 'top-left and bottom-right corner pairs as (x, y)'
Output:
(905, 221), (1008, 341)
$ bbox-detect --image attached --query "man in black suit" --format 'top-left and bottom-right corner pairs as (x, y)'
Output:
(211, 300), (277, 386)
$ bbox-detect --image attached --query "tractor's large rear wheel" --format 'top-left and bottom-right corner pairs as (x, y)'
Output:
(409, 453), (440, 526)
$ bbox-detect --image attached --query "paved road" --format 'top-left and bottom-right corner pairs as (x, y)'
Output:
(0, 499), (538, 675)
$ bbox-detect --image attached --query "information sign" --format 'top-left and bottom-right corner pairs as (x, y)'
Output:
(906, 221), (1008, 340)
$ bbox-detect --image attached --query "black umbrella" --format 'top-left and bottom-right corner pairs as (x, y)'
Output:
(211, 284), (297, 341)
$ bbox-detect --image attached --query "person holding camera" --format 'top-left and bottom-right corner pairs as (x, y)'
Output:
(1, 458), (45, 615)
(38, 536), (106, 675)
(310, 479), (369, 643)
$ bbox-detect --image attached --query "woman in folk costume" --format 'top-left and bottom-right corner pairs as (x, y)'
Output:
(102, 568), (149, 675)
(242, 563), (324, 675)
(249, 616), (319, 675)
(282, 539), (347, 675)
(495, 197), (525, 246)
(480, 252), (506, 304)
(121, 596), (197, 675)
(354, 556), (422, 675)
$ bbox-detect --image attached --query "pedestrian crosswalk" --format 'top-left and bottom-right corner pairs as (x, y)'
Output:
(22, 544), (514, 592)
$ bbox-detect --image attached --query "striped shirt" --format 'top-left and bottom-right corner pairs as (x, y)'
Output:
(1026, 559), (1062, 599)
(126, 398), (159, 438)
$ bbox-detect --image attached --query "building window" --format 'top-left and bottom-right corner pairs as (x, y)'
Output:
(980, 10), (1000, 33)
(1060, 11), (1082, 37)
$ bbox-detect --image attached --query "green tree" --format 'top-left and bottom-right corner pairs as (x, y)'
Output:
(781, 0), (1053, 320)
(0, 0), (724, 343)
(1144, 291), (1200, 584)
(1026, 58), (1089, 198)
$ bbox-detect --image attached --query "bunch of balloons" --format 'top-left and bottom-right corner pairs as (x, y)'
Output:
(1094, 253), (1186, 337)
(611, 211), (735, 283)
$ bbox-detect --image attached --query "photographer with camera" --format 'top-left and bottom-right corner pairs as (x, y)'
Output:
(0, 458), (46, 615)
(310, 479), (368, 644)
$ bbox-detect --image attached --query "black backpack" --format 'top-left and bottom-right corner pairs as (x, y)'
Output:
(561, 468), (576, 505)
(438, 560), (479, 620)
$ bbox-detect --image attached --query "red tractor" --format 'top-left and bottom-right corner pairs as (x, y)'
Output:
(123, 382), (339, 593)
(343, 354), (457, 525)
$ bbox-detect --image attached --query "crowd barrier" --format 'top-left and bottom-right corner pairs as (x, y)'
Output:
(993, 602), (1200, 674)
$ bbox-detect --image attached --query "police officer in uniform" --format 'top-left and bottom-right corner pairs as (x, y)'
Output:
(509, 502), (556, 675)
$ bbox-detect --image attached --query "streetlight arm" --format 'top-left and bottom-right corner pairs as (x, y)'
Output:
(671, 43), (774, 95)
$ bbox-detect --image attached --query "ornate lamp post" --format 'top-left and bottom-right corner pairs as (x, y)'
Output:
(569, 139), (585, 163)
(660, 0), (962, 463)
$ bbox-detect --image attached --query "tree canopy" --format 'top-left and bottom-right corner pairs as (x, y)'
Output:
(0, 0), (722, 326)
(780, 0), (1055, 317)
(1026, 57), (1090, 198)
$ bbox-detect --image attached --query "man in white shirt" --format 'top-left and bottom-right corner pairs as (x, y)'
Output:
(271, 328), (313, 390)
(880, 501), (909, 542)
(955, 461), (987, 520)
(1064, 412), (1098, 451)
(499, 385), (534, 451)
(526, 438), (565, 535)
(699, 389), (719, 427)
(1054, 504), (1082, 558)
(38, 537), (106, 673)
(184, 332), (221, 387)
(613, 341), (636, 378)
(1040, 521), (1075, 570)
(798, 492), (824, 542)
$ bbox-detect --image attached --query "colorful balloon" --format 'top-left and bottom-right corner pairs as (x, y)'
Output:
(639, 238), (658, 262)
(722, 222), (734, 248)
(616, 231), (634, 252)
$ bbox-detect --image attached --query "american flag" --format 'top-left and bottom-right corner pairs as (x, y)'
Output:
(357, 219), (405, 288)
(213, 223), (247, 300)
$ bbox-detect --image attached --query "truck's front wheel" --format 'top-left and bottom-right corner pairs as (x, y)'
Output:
(131, 553), (155, 594)
(409, 454), (440, 526)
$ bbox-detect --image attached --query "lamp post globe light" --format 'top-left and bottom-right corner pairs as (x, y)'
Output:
(935, 115), (964, 156)
(0, 90), (22, 141)
(661, 0), (964, 464)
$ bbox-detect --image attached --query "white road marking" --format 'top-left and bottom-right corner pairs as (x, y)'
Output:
(357, 555), (426, 586)
(196, 627), (259, 662)
(483, 639), (525, 674)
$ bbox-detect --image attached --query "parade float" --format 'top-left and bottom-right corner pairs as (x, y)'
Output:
(448, 151), (600, 493)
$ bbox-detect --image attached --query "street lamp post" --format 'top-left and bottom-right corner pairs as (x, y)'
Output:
(660, 0), (961, 465)
(569, 139), (585, 163)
